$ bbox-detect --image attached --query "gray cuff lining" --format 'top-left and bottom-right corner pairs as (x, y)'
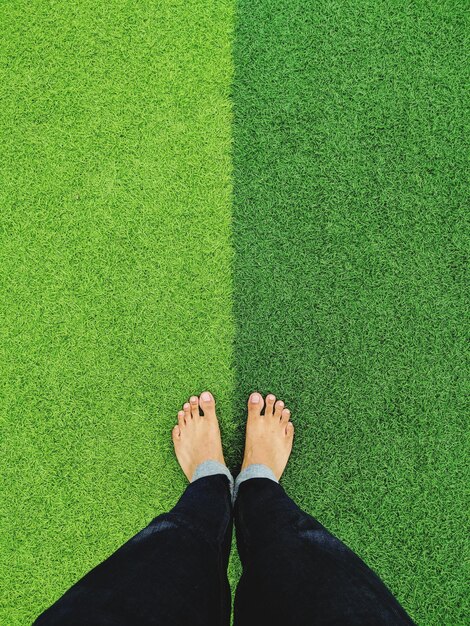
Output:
(191, 460), (234, 498)
(233, 463), (278, 500)
(190, 461), (278, 503)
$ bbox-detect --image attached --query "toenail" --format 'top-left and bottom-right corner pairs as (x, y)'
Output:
(190, 396), (197, 403)
(178, 411), (184, 417)
(184, 403), (190, 410)
(251, 393), (260, 403)
(267, 394), (275, 401)
(201, 392), (211, 401)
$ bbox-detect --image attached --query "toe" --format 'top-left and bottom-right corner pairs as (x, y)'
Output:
(285, 422), (294, 438)
(183, 402), (191, 422)
(274, 400), (284, 419)
(199, 391), (216, 418)
(172, 425), (181, 441)
(281, 408), (290, 424)
(265, 394), (276, 417)
(248, 391), (264, 417)
(177, 410), (185, 428)
(190, 395), (200, 419)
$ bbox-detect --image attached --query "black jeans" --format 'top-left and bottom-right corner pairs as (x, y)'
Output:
(34, 476), (414, 625)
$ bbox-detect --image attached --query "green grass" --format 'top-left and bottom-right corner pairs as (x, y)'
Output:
(0, 1), (234, 623)
(232, 0), (468, 623)
(1, 0), (468, 624)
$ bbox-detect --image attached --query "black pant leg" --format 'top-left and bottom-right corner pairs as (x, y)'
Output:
(35, 475), (233, 626)
(234, 478), (414, 626)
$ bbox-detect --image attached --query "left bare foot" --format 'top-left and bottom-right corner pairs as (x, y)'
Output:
(172, 391), (226, 481)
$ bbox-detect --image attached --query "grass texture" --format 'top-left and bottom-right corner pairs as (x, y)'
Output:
(232, 0), (469, 624)
(0, 1), (234, 623)
(1, 0), (468, 624)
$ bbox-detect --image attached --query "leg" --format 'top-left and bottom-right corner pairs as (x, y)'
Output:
(234, 393), (415, 626)
(35, 391), (233, 626)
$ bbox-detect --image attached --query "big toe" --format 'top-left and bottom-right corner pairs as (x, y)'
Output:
(248, 391), (264, 417)
(199, 391), (216, 418)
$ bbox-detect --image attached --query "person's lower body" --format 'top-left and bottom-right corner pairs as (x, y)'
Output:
(34, 391), (415, 625)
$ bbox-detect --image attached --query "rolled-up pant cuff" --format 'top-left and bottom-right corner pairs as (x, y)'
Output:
(191, 461), (278, 503)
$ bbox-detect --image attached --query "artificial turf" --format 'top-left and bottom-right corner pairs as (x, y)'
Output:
(1, 0), (468, 624)
(0, 1), (234, 623)
(232, 0), (469, 623)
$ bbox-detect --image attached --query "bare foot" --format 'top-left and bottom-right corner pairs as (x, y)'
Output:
(241, 392), (294, 480)
(172, 391), (226, 481)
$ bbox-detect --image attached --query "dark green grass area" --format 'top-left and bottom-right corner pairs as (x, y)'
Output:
(232, 0), (469, 623)
(0, 1), (234, 623)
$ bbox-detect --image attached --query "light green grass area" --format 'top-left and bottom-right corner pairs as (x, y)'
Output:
(0, 1), (234, 623)
(232, 0), (469, 624)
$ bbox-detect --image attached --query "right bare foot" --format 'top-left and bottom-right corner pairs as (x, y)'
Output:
(241, 392), (294, 480)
